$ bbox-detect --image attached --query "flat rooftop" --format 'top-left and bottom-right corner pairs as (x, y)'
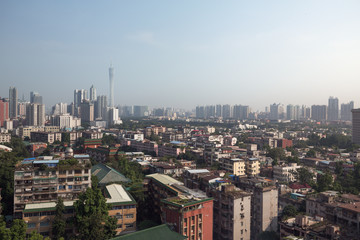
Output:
(105, 184), (133, 204)
(146, 173), (184, 186)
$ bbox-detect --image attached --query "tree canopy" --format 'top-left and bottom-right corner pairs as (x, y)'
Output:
(74, 177), (117, 240)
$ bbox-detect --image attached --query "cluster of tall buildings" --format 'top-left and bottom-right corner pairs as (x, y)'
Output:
(196, 104), (251, 119)
(194, 97), (354, 122)
(0, 65), (123, 130)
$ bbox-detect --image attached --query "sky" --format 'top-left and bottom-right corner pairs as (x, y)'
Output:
(1, 1), (360, 111)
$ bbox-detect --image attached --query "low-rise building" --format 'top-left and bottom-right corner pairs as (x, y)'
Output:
(23, 184), (136, 236)
(30, 132), (62, 144)
(14, 155), (92, 218)
(0, 133), (11, 143)
(273, 163), (301, 183)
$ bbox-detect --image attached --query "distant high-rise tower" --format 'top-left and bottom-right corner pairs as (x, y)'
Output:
(341, 101), (354, 122)
(109, 65), (114, 107)
(352, 109), (360, 144)
(90, 85), (96, 102)
(9, 87), (18, 118)
(328, 96), (339, 121)
(30, 91), (43, 104)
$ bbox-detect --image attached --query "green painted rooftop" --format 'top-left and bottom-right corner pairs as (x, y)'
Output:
(110, 224), (187, 240)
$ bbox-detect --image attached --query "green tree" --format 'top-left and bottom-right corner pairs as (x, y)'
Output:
(28, 231), (52, 240)
(266, 148), (286, 162)
(295, 168), (315, 186)
(282, 205), (297, 219)
(316, 172), (333, 192)
(74, 177), (117, 240)
(61, 133), (70, 145)
(52, 197), (66, 240)
(306, 149), (316, 158)
(0, 218), (11, 240)
(10, 219), (26, 240)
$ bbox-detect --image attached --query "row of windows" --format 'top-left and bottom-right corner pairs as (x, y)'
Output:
(27, 221), (50, 228)
(117, 224), (134, 228)
(59, 169), (89, 175)
(24, 209), (74, 217)
(59, 176), (89, 182)
(112, 205), (136, 210)
(59, 185), (87, 190)
(114, 214), (134, 219)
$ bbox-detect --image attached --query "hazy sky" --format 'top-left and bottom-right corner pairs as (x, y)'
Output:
(1, 1), (359, 111)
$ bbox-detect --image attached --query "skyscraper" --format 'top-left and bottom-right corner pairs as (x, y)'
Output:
(109, 65), (114, 107)
(328, 96), (339, 121)
(74, 89), (87, 108)
(341, 101), (354, 121)
(0, 98), (9, 127)
(30, 91), (43, 104)
(94, 95), (107, 120)
(89, 85), (96, 102)
(9, 87), (18, 118)
(352, 109), (360, 144)
(26, 103), (45, 126)
(311, 105), (327, 121)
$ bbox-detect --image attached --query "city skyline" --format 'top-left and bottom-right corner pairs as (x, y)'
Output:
(1, 1), (360, 110)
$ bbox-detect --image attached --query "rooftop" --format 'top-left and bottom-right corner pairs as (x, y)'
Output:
(92, 163), (131, 185)
(105, 184), (136, 205)
(146, 173), (183, 186)
(110, 224), (186, 240)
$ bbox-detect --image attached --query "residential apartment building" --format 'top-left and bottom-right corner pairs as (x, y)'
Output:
(23, 184), (136, 236)
(210, 184), (251, 240)
(246, 158), (260, 176)
(220, 158), (246, 176)
(273, 163), (301, 183)
(158, 144), (186, 157)
(236, 178), (278, 240)
(14, 155), (92, 218)
(220, 158), (260, 177)
(0, 133), (11, 143)
(352, 109), (360, 145)
(145, 173), (214, 240)
(30, 132), (62, 144)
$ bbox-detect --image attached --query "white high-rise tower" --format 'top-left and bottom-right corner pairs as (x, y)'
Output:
(109, 65), (114, 107)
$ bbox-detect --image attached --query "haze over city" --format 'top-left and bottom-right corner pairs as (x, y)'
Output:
(1, 1), (360, 110)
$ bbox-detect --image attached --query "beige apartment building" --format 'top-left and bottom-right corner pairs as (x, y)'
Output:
(220, 158), (246, 176)
(30, 132), (62, 144)
(273, 163), (301, 183)
(210, 184), (251, 240)
(23, 183), (136, 236)
(14, 155), (92, 218)
(220, 158), (260, 177)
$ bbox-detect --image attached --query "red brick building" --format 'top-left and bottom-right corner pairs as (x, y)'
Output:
(145, 173), (213, 240)
(277, 139), (293, 148)
(161, 197), (213, 240)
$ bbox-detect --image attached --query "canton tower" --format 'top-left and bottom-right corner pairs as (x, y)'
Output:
(109, 64), (114, 107)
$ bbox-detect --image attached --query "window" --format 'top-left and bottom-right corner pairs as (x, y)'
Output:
(59, 185), (66, 190)
(117, 224), (122, 228)
(113, 206), (122, 210)
(125, 224), (134, 228)
(68, 185), (73, 189)
(241, 230), (243, 234)
(40, 221), (50, 227)
(126, 214), (134, 219)
(67, 178), (74, 182)
(68, 170), (73, 175)
(84, 169), (89, 174)
(75, 170), (82, 174)
(27, 223), (36, 228)
(115, 214), (122, 219)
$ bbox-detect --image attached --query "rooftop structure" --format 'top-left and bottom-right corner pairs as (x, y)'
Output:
(92, 163), (131, 186)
